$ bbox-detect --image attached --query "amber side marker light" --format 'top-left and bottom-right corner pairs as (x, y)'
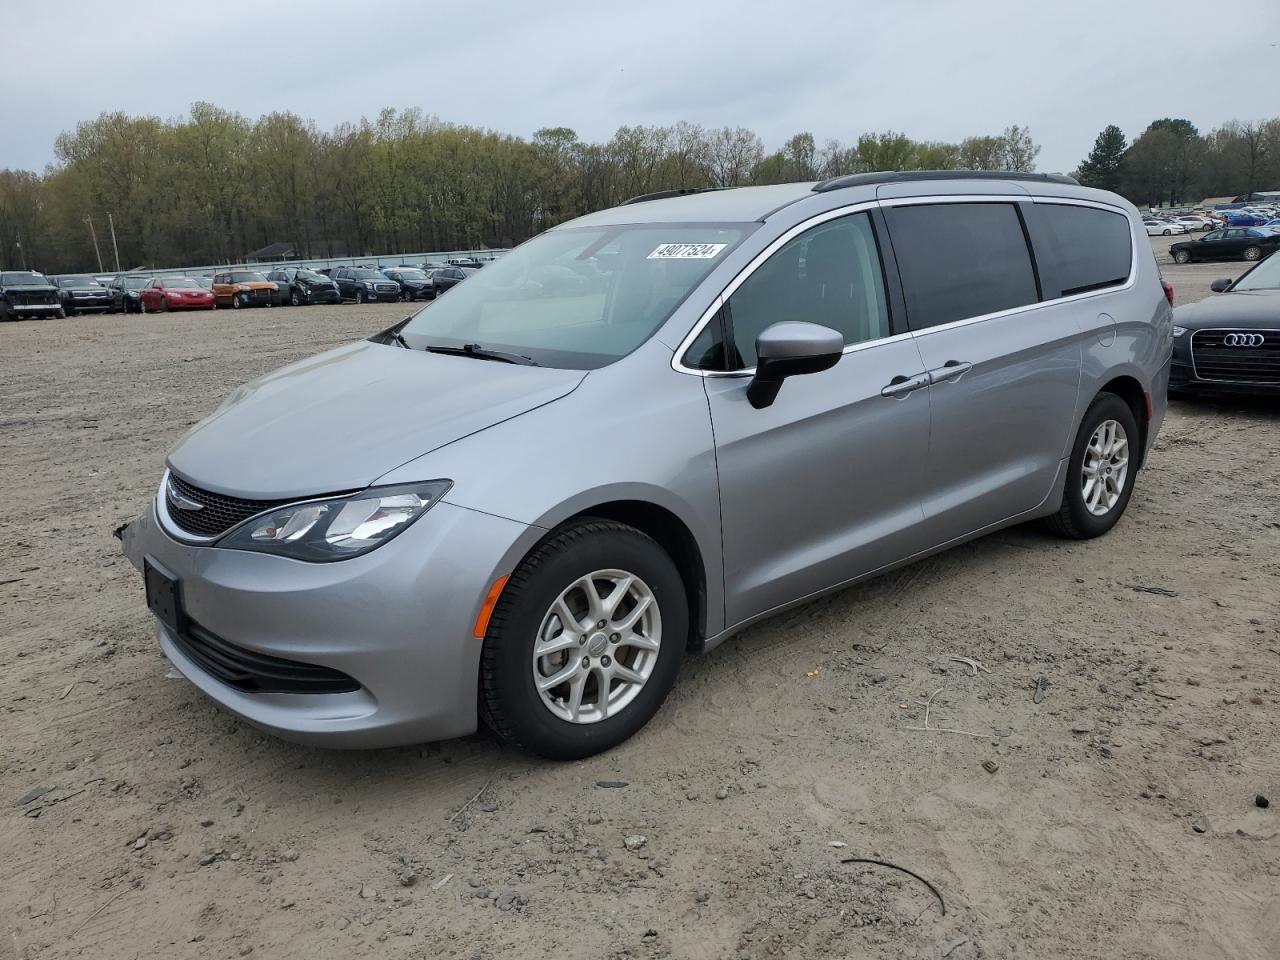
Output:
(473, 575), (510, 638)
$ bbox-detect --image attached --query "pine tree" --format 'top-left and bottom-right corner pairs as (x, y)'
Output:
(1076, 125), (1128, 191)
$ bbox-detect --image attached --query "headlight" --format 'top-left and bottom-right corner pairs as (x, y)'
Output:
(218, 481), (451, 561)
(1172, 325), (1189, 338)
(364, 280), (377, 289)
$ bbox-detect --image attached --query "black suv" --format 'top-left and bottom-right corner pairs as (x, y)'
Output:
(330, 266), (402, 303)
(1, 271), (63, 320)
(425, 265), (471, 296)
(54, 275), (114, 315)
(382, 267), (435, 301)
(266, 268), (341, 306)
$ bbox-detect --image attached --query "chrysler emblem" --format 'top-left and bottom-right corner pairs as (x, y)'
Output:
(167, 482), (204, 512)
(1223, 333), (1265, 347)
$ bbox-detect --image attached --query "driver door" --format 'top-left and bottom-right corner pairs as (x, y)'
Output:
(697, 210), (933, 628)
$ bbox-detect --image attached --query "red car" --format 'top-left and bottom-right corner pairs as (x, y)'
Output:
(139, 277), (216, 312)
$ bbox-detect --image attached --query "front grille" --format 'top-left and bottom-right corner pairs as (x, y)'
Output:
(13, 291), (56, 305)
(374, 283), (398, 293)
(166, 473), (291, 538)
(171, 621), (359, 694)
(1191, 329), (1280, 384)
(251, 288), (274, 302)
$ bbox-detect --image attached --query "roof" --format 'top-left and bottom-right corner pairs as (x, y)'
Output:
(566, 183), (816, 227)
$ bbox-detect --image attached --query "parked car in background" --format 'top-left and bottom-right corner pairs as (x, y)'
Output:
(54, 275), (114, 315)
(212, 270), (280, 309)
(1144, 220), (1179, 236)
(118, 172), (1169, 759)
(0, 271), (62, 320)
(331, 266), (401, 303)
(1170, 252), (1280, 396)
(1175, 215), (1214, 231)
(426, 265), (470, 296)
(266, 268), (340, 306)
(193, 277), (214, 289)
(1222, 212), (1265, 227)
(382, 267), (434, 301)
(139, 277), (216, 312)
(110, 275), (152, 313)
(1170, 227), (1280, 264)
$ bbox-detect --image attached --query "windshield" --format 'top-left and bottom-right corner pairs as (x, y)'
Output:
(400, 224), (749, 369)
(231, 272), (267, 283)
(1232, 252), (1280, 292)
(351, 269), (384, 280)
(1, 272), (49, 286)
(121, 276), (149, 289)
(164, 278), (199, 288)
(298, 269), (327, 282)
(396, 268), (427, 280)
(57, 276), (101, 288)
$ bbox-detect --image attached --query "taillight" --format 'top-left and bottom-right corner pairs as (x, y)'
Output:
(1160, 278), (1174, 307)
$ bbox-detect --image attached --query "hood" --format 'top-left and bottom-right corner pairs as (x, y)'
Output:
(236, 281), (277, 290)
(168, 340), (587, 499)
(1174, 289), (1280, 329)
(3, 283), (56, 294)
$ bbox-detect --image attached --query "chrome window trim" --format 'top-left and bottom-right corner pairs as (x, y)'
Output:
(672, 193), (1140, 375)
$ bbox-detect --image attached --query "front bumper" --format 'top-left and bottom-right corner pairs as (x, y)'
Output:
(303, 287), (340, 303)
(8, 303), (61, 316)
(120, 496), (537, 748)
(1170, 345), (1280, 396)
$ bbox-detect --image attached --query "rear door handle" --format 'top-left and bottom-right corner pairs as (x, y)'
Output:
(880, 373), (930, 398)
(928, 360), (973, 384)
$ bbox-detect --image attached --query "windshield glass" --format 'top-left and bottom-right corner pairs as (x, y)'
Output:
(231, 272), (267, 283)
(57, 276), (100, 287)
(395, 268), (427, 280)
(351, 269), (384, 280)
(1233, 253), (1280, 292)
(400, 224), (749, 369)
(164, 278), (199, 288)
(121, 276), (149, 289)
(298, 270), (327, 281)
(1, 272), (49, 286)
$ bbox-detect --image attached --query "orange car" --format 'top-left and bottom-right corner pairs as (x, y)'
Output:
(211, 270), (280, 309)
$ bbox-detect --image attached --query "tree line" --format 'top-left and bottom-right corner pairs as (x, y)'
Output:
(0, 103), (1274, 275)
(1074, 117), (1280, 208)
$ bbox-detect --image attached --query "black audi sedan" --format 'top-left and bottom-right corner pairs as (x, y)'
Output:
(1170, 226), (1280, 264)
(1170, 252), (1280, 396)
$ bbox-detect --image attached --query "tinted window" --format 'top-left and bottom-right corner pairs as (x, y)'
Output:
(886, 202), (1039, 329)
(1030, 204), (1132, 297)
(715, 212), (889, 369)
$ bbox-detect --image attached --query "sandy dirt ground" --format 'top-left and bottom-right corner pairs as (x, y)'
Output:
(2, 241), (1277, 960)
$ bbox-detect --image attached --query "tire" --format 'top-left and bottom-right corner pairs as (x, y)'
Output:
(1173, 250), (1191, 264)
(1243, 246), (1263, 261)
(355, 289), (367, 304)
(55, 306), (66, 320)
(1162, 228), (1171, 236)
(232, 293), (245, 310)
(1044, 393), (1140, 540)
(290, 289), (302, 307)
(139, 300), (147, 315)
(479, 520), (687, 760)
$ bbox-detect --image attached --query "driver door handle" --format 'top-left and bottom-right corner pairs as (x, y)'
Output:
(928, 360), (973, 384)
(880, 373), (930, 398)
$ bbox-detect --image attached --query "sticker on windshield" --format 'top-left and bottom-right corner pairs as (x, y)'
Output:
(647, 242), (728, 260)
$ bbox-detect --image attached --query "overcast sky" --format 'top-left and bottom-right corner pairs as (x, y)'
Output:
(2, 0), (1277, 174)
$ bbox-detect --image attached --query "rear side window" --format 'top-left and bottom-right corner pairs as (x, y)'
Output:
(885, 202), (1039, 329)
(1029, 203), (1133, 297)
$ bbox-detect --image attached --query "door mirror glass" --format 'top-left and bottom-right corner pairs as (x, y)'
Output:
(747, 322), (843, 409)
(1210, 278), (1233, 293)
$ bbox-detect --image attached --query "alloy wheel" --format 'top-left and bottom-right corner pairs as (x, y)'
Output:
(1081, 419), (1129, 516)
(532, 569), (661, 724)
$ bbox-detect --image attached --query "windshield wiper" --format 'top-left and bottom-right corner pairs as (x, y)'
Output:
(424, 343), (539, 366)
(390, 330), (411, 349)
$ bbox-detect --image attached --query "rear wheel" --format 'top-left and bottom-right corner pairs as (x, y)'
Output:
(1045, 393), (1139, 540)
(479, 520), (687, 760)
(1173, 250), (1191, 264)
(1243, 246), (1263, 261)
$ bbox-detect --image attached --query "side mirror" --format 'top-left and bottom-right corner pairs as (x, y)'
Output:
(747, 322), (843, 409)
(1210, 278), (1233, 293)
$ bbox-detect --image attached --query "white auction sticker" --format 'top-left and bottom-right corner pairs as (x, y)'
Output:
(647, 242), (728, 260)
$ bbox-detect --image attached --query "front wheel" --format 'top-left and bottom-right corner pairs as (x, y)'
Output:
(231, 292), (246, 309)
(1162, 228), (1171, 236)
(1173, 250), (1191, 264)
(479, 520), (687, 760)
(1243, 246), (1263, 261)
(290, 290), (302, 306)
(1045, 393), (1139, 540)
(355, 289), (367, 304)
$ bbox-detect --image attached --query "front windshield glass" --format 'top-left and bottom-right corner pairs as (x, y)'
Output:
(400, 224), (749, 369)
(298, 269), (326, 281)
(395, 268), (427, 280)
(164, 278), (199, 288)
(1232, 252), (1280, 292)
(1, 272), (49, 286)
(351, 269), (384, 280)
(121, 276), (149, 289)
(57, 276), (100, 287)
(231, 272), (267, 283)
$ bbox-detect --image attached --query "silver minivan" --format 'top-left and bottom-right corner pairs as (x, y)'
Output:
(121, 172), (1171, 759)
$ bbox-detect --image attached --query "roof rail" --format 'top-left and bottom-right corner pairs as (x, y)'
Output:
(620, 187), (727, 205)
(811, 170), (1079, 193)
